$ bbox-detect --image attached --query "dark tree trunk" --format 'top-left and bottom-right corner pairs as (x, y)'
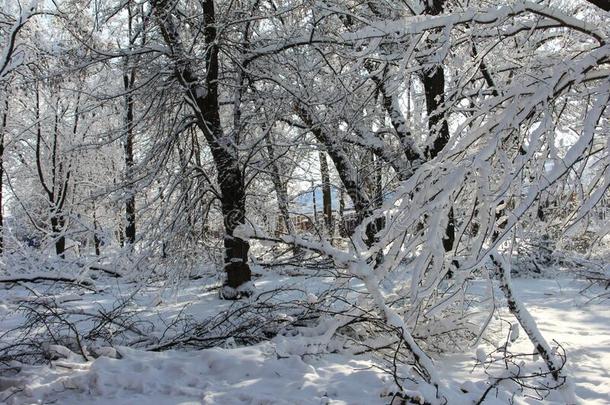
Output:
(319, 151), (333, 233)
(123, 94), (136, 245)
(490, 252), (564, 382)
(442, 207), (455, 252)
(93, 207), (101, 256)
(123, 86), (136, 245)
(420, 0), (455, 261)
(201, 0), (251, 297)
(123, 1), (136, 246)
(217, 160), (250, 293)
(421, 0), (449, 159)
(124, 189), (136, 244)
(152, 0), (251, 298)
(422, 66), (449, 160)
(51, 215), (65, 258)
(312, 181), (318, 225)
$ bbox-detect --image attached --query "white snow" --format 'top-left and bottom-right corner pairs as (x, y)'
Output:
(440, 279), (610, 405)
(1, 275), (608, 404)
(1, 342), (390, 405)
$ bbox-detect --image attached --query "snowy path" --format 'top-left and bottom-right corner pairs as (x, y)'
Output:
(1, 279), (608, 404)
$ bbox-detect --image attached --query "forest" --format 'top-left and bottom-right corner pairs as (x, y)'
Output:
(0, 0), (609, 404)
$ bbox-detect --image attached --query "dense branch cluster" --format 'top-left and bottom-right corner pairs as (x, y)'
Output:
(0, 0), (608, 403)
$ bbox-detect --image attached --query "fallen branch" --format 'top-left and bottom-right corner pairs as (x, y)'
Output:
(0, 275), (95, 288)
(88, 265), (123, 278)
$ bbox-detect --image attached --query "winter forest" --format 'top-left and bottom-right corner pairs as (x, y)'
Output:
(0, 0), (609, 403)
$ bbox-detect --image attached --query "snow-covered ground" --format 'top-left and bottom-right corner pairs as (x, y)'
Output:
(441, 279), (610, 404)
(0, 275), (608, 404)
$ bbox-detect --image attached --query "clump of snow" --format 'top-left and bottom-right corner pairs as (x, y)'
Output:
(0, 342), (391, 405)
(306, 293), (318, 304)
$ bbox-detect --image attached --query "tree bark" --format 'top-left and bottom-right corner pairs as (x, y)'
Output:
(123, 0), (136, 246)
(420, 0), (455, 260)
(51, 215), (66, 257)
(123, 82), (136, 245)
(264, 133), (299, 257)
(339, 187), (346, 237)
(422, 65), (450, 160)
(152, 0), (251, 297)
(35, 86), (69, 258)
(0, 97), (7, 254)
(371, 72), (422, 167)
(92, 204), (101, 256)
(266, 136), (291, 235)
(319, 151), (333, 233)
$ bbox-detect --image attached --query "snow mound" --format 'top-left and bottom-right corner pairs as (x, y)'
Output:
(1, 342), (390, 405)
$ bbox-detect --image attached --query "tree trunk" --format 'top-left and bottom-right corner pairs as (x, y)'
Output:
(0, 97), (7, 255)
(422, 66), (449, 160)
(123, 87), (136, 245)
(265, 134), (296, 237)
(123, 1), (136, 246)
(218, 162), (251, 295)
(371, 73), (422, 167)
(421, 0), (455, 261)
(93, 204), (101, 256)
(339, 188), (346, 237)
(319, 151), (333, 234)
(51, 214), (66, 258)
(312, 180), (318, 225)
(152, 0), (251, 298)
(35, 86), (69, 259)
(372, 153), (385, 236)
